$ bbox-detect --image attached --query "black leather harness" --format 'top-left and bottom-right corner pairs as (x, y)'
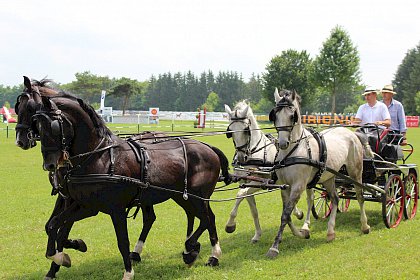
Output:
(274, 127), (327, 189)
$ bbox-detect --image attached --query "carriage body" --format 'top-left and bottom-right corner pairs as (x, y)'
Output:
(314, 128), (418, 228)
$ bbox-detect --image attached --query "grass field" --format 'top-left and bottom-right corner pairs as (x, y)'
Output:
(0, 121), (419, 280)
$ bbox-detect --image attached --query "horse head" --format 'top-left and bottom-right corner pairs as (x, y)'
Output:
(15, 76), (44, 149)
(269, 88), (301, 150)
(225, 101), (253, 163)
(32, 96), (74, 171)
(32, 92), (111, 172)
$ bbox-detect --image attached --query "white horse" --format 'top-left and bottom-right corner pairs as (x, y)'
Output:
(224, 101), (313, 243)
(266, 89), (372, 258)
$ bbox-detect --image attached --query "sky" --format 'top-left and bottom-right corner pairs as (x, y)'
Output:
(0, 0), (419, 89)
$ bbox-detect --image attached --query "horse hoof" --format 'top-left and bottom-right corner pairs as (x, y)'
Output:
(205, 256), (219, 267)
(225, 224), (236, 233)
(129, 252), (142, 263)
(296, 211), (304, 220)
(266, 248), (279, 258)
(122, 269), (134, 280)
(251, 239), (259, 244)
(47, 252), (71, 268)
(44, 277), (55, 280)
(182, 250), (199, 267)
(362, 227), (371, 234)
(300, 229), (310, 239)
(61, 253), (71, 268)
(75, 239), (87, 253)
(327, 233), (336, 242)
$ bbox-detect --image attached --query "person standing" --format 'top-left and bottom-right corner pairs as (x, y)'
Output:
(353, 87), (391, 128)
(381, 84), (407, 145)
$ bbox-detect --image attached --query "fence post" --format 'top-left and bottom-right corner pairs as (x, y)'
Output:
(6, 122), (9, 138)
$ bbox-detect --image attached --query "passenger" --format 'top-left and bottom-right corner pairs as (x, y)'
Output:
(380, 84), (407, 145)
(352, 87), (391, 128)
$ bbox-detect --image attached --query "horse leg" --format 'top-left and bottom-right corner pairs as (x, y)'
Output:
(225, 187), (248, 233)
(44, 220), (76, 280)
(110, 208), (134, 280)
(239, 187), (264, 243)
(267, 185), (303, 258)
(130, 205), (156, 264)
(300, 188), (314, 238)
(45, 196), (87, 253)
(45, 201), (80, 266)
(205, 204), (221, 267)
(44, 205), (98, 279)
(324, 179), (339, 242)
(355, 184), (370, 234)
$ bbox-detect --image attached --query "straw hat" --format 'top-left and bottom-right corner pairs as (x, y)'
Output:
(381, 84), (397, 95)
(362, 87), (378, 96)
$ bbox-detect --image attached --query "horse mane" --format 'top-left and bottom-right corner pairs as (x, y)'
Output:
(31, 78), (77, 99)
(279, 90), (302, 105)
(76, 98), (112, 138)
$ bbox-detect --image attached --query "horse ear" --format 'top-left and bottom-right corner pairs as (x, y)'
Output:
(274, 88), (281, 103)
(23, 76), (31, 91)
(224, 104), (233, 115)
(292, 90), (297, 100)
(41, 96), (52, 110)
(241, 105), (249, 117)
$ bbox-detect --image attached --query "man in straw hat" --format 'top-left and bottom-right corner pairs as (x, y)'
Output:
(381, 84), (407, 145)
(353, 87), (391, 128)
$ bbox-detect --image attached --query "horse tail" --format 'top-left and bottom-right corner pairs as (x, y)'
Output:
(208, 145), (232, 185)
(354, 131), (374, 158)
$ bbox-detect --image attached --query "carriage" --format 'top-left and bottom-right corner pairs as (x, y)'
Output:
(14, 78), (419, 279)
(311, 126), (418, 228)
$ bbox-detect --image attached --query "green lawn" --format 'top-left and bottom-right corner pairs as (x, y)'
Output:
(0, 121), (419, 279)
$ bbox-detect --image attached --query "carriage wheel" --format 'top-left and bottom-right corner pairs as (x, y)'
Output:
(403, 172), (418, 220)
(338, 197), (351, 212)
(337, 188), (351, 213)
(312, 190), (331, 219)
(382, 174), (405, 228)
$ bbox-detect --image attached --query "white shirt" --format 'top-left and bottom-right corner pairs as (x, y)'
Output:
(355, 101), (391, 125)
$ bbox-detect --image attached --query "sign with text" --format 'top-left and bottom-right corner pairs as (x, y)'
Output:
(406, 116), (419, 127)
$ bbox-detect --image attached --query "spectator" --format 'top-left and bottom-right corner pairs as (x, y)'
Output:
(381, 84), (407, 145)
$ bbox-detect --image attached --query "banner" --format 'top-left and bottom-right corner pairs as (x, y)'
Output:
(100, 90), (106, 110)
(406, 116), (419, 127)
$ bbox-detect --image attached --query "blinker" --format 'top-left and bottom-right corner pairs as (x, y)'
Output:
(51, 120), (61, 136)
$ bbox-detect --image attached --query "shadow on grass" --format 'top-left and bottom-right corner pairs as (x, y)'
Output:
(7, 208), (390, 280)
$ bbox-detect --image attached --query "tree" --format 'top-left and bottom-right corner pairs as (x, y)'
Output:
(313, 26), (361, 117)
(109, 77), (143, 115)
(263, 49), (314, 112)
(244, 73), (264, 103)
(393, 43), (420, 114)
(252, 98), (273, 113)
(415, 91), (420, 114)
(62, 71), (114, 104)
(202, 91), (219, 112)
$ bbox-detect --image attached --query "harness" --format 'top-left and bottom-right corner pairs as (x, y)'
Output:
(227, 112), (275, 166)
(270, 98), (328, 189)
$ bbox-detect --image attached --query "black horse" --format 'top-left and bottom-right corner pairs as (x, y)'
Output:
(15, 78), (213, 279)
(16, 78), (230, 279)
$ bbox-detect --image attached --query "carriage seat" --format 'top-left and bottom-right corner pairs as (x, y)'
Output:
(364, 128), (403, 162)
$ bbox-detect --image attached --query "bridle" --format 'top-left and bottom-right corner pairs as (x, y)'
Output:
(32, 108), (74, 163)
(15, 92), (40, 146)
(226, 111), (272, 159)
(269, 100), (299, 144)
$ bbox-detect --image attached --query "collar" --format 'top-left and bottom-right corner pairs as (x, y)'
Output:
(367, 100), (378, 108)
